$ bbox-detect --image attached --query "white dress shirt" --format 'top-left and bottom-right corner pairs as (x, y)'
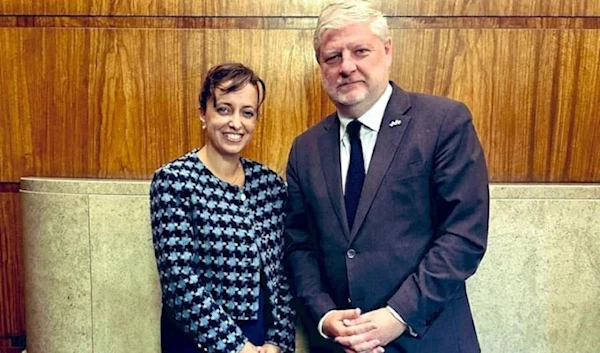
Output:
(318, 84), (417, 338)
(338, 84), (393, 193)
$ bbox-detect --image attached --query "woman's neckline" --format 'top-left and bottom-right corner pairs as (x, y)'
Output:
(193, 149), (247, 190)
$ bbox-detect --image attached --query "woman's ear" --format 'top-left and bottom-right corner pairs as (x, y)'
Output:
(198, 108), (206, 130)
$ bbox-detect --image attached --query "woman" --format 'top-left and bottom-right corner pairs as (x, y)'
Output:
(150, 63), (295, 353)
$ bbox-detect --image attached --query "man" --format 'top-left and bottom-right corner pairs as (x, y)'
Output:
(284, 1), (489, 353)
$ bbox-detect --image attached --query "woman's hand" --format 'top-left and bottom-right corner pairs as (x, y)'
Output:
(258, 343), (281, 353)
(239, 341), (261, 353)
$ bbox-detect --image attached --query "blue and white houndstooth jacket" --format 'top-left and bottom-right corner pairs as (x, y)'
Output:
(150, 150), (295, 353)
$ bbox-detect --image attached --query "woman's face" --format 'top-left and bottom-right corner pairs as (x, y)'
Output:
(201, 83), (259, 158)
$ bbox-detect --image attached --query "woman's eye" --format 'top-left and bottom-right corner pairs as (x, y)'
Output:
(217, 106), (230, 114)
(243, 110), (256, 118)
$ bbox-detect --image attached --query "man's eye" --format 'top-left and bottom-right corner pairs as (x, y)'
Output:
(325, 55), (340, 63)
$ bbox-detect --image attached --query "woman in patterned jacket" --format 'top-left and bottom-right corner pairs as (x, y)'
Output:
(150, 63), (295, 353)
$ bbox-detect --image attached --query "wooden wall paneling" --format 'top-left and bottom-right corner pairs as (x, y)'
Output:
(0, 188), (25, 338)
(537, 0), (600, 17)
(1, 27), (98, 182)
(0, 0), (320, 16)
(0, 1), (90, 16)
(391, 28), (526, 181)
(491, 29), (600, 182)
(551, 31), (600, 181)
(88, 28), (189, 178)
(177, 29), (204, 166)
(0, 16), (319, 30)
(0, 29), (35, 182)
(201, 0), (326, 17)
(2, 0), (599, 16)
(390, 28), (600, 182)
(0, 28), (97, 182)
(3, 27), (600, 182)
(1, 27), (199, 181)
(89, 0), (194, 16)
(380, 0), (600, 17)
(33, 28), (94, 179)
(0, 0), (188, 16)
(3, 16), (600, 30)
(485, 29), (549, 182)
(517, 30), (565, 182)
(0, 17), (17, 27)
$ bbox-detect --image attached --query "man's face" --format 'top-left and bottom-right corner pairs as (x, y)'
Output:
(318, 22), (392, 117)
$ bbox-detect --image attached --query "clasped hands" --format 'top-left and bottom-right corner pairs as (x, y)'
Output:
(323, 308), (407, 353)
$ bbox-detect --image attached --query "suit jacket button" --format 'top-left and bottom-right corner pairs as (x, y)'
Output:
(346, 249), (356, 259)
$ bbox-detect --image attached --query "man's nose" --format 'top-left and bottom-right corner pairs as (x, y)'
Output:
(339, 54), (357, 76)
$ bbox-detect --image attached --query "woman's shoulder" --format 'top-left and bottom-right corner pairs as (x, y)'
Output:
(150, 151), (203, 195)
(243, 158), (285, 187)
(153, 150), (200, 178)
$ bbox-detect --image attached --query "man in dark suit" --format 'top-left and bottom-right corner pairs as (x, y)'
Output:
(284, 1), (489, 352)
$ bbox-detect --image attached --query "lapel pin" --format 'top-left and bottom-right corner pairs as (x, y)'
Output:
(389, 119), (402, 128)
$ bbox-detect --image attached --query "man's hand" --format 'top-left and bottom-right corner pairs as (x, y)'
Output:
(322, 308), (382, 353)
(335, 308), (407, 352)
(323, 308), (377, 339)
(258, 343), (280, 353)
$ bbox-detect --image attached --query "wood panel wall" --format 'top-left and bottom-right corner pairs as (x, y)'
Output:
(1, 0), (599, 347)
(1, 0), (600, 16)
(0, 184), (23, 350)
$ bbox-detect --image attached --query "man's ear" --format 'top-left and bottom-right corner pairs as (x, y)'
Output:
(384, 37), (393, 67)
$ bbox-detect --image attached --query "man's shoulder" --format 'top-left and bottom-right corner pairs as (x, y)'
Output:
(391, 85), (471, 126)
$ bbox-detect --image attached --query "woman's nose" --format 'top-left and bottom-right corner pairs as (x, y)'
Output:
(228, 113), (242, 129)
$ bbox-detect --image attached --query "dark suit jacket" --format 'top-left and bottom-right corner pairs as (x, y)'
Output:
(284, 83), (489, 353)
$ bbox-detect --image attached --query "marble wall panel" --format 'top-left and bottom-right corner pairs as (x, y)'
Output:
(469, 188), (600, 353)
(20, 179), (600, 353)
(88, 195), (161, 353)
(21, 191), (93, 353)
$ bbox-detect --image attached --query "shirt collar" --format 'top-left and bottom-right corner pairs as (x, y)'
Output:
(338, 83), (393, 141)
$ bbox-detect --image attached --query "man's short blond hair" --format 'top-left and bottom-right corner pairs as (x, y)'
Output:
(313, 0), (390, 61)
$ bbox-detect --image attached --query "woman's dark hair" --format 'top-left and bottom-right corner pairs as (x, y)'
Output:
(198, 63), (266, 112)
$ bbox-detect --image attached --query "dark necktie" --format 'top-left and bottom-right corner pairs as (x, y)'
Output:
(344, 120), (365, 230)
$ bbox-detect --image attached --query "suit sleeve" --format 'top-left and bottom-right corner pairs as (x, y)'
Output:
(387, 102), (489, 335)
(150, 168), (247, 353)
(283, 139), (338, 322)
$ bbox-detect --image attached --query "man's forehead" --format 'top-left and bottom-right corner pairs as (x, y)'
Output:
(320, 30), (379, 51)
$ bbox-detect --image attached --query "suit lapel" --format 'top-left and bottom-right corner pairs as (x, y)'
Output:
(349, 84), (413, 241)
(318, 115), (351, 240)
